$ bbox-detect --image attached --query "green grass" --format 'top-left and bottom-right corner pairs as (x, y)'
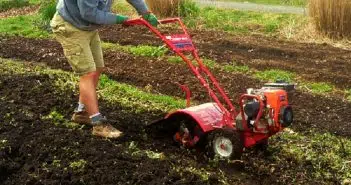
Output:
(28, 0), (41, 4)
(126, 141), (166, 159)
(0, 0), (30, 12)
(202, 59), (218, 69)
(69, 159), (87, 172)
(167, 56), (184, 64)
(42, 110), (81, 129)
(254, 69), (295, 82)
(347, 89), (351, 101)
(38, 0), (56, 22)
(184, 6), (302, 34)
(111, 0), (303, 36)
(0, 0), (304, 39)
(303, 82), (334, 94)
(101, 42), (129, 52)
(102, 42), (168, 58)
(129, 45), (168, 57)
(219, 0), (306, 7)
(0, 15), (50, 38)
(274, 130), (351, 182)
(223, 64), (250, 73)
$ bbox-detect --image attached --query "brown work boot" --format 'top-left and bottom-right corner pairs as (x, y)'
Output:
(71, 111), (91, 125)
(92, 122), (123, 138)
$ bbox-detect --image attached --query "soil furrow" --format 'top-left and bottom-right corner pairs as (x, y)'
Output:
(99, 26), (351, 89)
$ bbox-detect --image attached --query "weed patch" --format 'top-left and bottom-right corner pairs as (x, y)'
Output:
(102, 43), (167, 57)
(223, 64), (250, 73)
(69, 159), (87, 172)
(0, 15), (50, 38)
(42, 110), (81, 129)
(276, 130), (351, 182)
(220, 0), (306, 7)
(129, 45), (168, 57)
(0, 0), (30, 12)
(184, 7), (299, 34)
(254, 69), (295, 82)
(347, 89), (351, 101)
(201, 59), (216, 69)
(37, 0), (57, 32)
(126, 141), (165, 160)
(303, 82), (333, 94)
(167, 56), (183, 64)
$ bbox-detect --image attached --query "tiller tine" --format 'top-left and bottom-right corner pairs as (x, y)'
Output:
(146, 118), (180, 138)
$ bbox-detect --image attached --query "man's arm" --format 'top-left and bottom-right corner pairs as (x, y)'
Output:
(126, 0), (149, 15)
(127, 0), (158, 26)
(77, 0), (117, 24)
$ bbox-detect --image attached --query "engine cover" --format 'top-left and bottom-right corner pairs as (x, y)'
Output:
(236, 86), (294, 133)
(263, 89), (293, 129)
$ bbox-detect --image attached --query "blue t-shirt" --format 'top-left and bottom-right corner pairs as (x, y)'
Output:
(56, 0), (148, 31)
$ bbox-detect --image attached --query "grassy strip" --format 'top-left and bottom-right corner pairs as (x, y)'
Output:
(102, 42), (167, 57)
(270, 129), (351, 183)
(184, 6), (302, 34)
(0, 14), (50, 38)
(0, 1), (304, 39)
(219, 0), (306, 7)
(254, 69), (295, 83)
(111, 0), (304, 36)
(0, 0), (40, 12)
(301, 82), (334, 94)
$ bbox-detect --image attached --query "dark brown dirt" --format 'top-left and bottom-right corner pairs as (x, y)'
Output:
(1, 62), (339, 185)
(99, 26), (351, 89)
(1, 71), (259, 185)
(0, 36), (350, 137)
(0, 5), (39, 18)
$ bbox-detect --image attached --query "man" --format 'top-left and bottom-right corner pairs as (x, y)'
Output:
(50, 0), (158, 138)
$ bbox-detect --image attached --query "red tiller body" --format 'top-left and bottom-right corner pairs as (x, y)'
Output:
(124, 18), (292, 149)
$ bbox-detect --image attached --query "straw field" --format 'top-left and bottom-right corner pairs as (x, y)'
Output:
(309, 0), (351, 38)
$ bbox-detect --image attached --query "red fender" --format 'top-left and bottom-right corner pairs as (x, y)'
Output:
(165, 103), (232, 133)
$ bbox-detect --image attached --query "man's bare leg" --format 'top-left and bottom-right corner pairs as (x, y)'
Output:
(79, 71), (99, 116)
(79, 68), (102, 104)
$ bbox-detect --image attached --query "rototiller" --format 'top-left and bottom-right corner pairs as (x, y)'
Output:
(124, 18), (294, 159)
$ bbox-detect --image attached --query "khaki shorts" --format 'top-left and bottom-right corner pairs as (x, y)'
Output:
(50, 13), (104, 75)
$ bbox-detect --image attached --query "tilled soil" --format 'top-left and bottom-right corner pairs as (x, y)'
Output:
(0, 36), (350, 137)
(99, 26), (351, 89)
(1, 71), (260, 185)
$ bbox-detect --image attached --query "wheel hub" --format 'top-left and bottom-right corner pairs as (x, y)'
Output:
(214, 136), (233, 157)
